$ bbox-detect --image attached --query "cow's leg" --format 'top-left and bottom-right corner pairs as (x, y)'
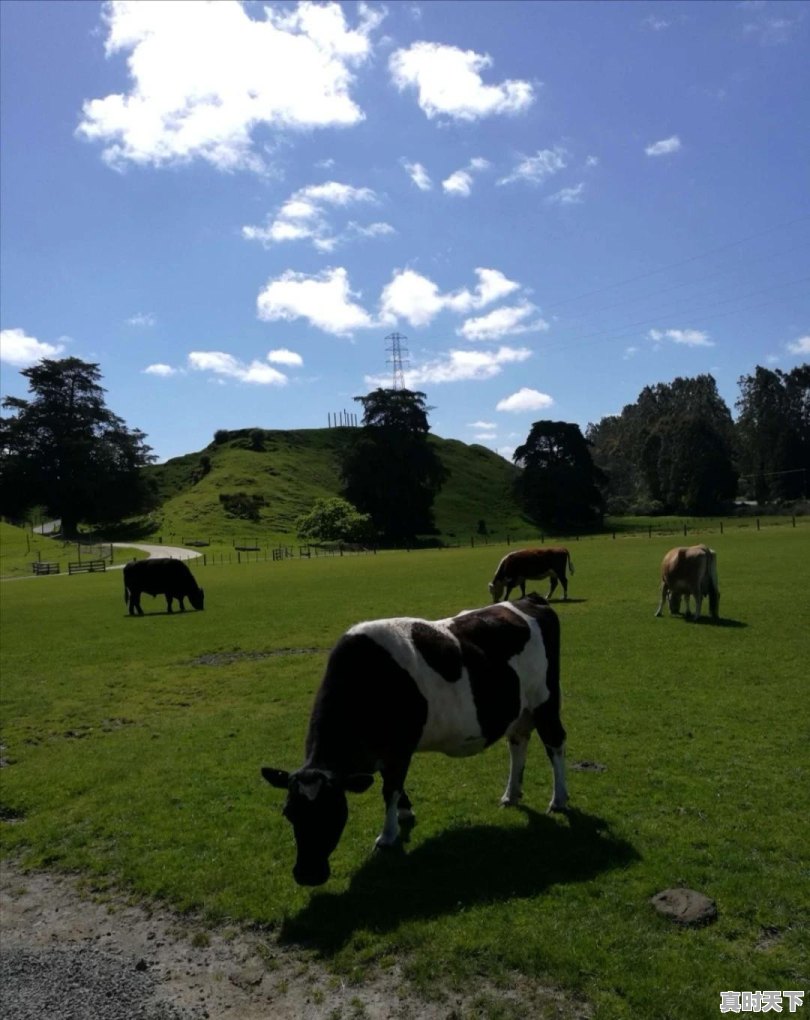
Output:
(533, 701), (568, 813)
(397, 789), (415, 823)
(654, 581), (667, 617)
(559, 573), (569, 600)
(519, 578), (527, 598)
(692, 591), (702, 621)
(547, 571), (559, 600)
(376, 758), (412, 848)
(178, 596), (187, 612)
(501, 717), (532, 806)
(165, 596), (174, 613)
(130, 593), (143, 617)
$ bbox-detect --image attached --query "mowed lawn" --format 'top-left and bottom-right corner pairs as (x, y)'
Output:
(1, 528), (808, 1019)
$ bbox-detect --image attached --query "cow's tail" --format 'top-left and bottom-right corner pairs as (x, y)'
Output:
(706, 549), (720, 620)
(567, 551), (575, 575)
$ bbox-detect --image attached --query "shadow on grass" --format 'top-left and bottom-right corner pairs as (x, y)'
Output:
(280, 806), (639, 953)
(677, 615), (747, 628)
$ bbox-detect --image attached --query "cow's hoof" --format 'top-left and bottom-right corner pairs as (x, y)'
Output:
(547, 800), (569, 814)
(500, 795), (521, 807)
(374, 835), (398, 852)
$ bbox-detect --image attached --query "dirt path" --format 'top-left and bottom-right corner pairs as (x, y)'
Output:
(0, 863), (591, 1020)
(0, 864), (427, 1019)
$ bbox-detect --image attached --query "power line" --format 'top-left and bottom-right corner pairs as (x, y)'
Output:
(551, 240), (810, 325)
(538, 276), (810, 355)
(542, 212), (810, 312)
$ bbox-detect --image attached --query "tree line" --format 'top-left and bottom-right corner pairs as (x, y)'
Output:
(1, 357), (808, 541)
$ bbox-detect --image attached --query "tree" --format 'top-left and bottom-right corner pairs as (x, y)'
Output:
(736, 364), (809, 501)
(341, 388), (448, 541)
(0, 358), (155, 536)
(296, 498), (373, 544)
(588, 374), (737, 514)
(513, 421), (605, 529)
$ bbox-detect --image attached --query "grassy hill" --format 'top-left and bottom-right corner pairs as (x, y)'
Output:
(144, 427), (533, 547)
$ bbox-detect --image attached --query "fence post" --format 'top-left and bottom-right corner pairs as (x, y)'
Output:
(720, 521), (724, 535)
(757, 518), (760, 531)
(683, 523), (687, 537)
(793, 515), (796, 528)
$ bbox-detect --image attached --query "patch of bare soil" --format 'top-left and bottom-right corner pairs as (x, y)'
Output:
(0, 864), (590, 1020)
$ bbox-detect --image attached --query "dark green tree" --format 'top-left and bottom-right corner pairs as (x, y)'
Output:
(736, 364), (809, 501)
(341, 388), (448, 541)
(588, 374), (737, 514)
(513, 420), (605, 529)
(0, 358), (155, 536)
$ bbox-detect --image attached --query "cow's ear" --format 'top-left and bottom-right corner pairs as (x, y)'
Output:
(343, 773), (374, 794)
(261, 767), (290, 789)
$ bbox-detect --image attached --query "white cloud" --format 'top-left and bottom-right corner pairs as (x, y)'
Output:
(188, 350), (288, 385)
(257, 267), (376, 336)
(442, 157), (490, 196)
(389, 41), (534, 121)
(458, 302), (548, 341)
(380, 267), (520, 327)
(474, 432), (497, 441)
(496, 387), (554, 413)
(645, 135), (682, 157)
(127, 311), (156, 327)
(786, 334), (810, 356)
(742, 7), (802, 45)
(144, 362), (176, 376)
(468, 420), (496, 429)
(442, 169), (473, 197)
(243, 181), (383, 250)
(267, 348), (303, 366)
(648, 327), (713, 347)
(642, 15), (671, 30)
(623, 346), (639, 360)
(0, 327), (65, 367)
(77, 1), (383, 172)
(497, 146), (567, 186)
(585, 155), (599, 167)
(547, 182), (584, 205)
(402, 159), (432, 190)
(366, 345), (531, 387)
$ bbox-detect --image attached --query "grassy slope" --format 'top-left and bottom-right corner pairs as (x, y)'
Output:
(145, 427), (533, 546)
(1, 525), (808, 1018)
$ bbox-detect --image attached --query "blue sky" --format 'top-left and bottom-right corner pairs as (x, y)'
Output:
(1, 0), (808, 464)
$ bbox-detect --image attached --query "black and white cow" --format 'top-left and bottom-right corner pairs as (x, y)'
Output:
(263, 594), (567, 886)
(123, 558), (204, 616)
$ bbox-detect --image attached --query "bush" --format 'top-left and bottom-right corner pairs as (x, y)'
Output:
(296, 497), (373, 544)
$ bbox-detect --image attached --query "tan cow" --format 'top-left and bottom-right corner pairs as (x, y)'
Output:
(654, 544), (720, 622)
(489, 547), (574, 602)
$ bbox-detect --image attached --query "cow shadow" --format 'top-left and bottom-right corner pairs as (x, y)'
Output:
(672, 615), (747, 628)
(279, 807), (638, 954)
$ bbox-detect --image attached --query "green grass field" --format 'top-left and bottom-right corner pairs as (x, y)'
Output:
(1, 527), (808, 1019)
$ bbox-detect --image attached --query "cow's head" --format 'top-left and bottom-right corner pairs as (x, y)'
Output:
(488, 580), (505, 602)
(190, 588), (204, 611)
(262, 766), (373, 885)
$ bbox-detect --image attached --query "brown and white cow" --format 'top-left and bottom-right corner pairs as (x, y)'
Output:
(488, 547), (574, 602)
(654, 544), (720, 622)
(262, 594), (567, 886)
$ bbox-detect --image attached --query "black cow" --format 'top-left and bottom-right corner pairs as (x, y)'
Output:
(263, 594), (567, 886)
(123, 558), (204, 616)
